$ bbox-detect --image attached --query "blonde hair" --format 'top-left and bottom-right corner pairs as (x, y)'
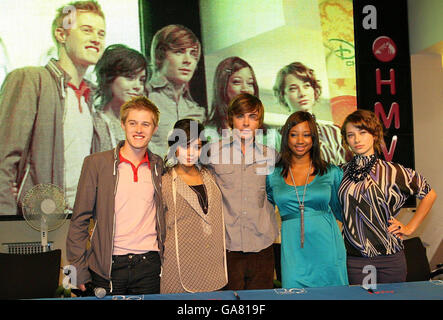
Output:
(52, 1), (105, 47)
(120, 96), (160, 127)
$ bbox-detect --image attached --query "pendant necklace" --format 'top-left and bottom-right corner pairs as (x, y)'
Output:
(189, 184), (208, 214)
(289, 161), (312, 248)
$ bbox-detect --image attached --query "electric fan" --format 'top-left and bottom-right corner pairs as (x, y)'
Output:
(21, 184), (68, 252)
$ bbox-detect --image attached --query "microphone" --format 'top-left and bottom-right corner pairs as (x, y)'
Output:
(94, 287), (106, 299)
(71, 282), (107, 298)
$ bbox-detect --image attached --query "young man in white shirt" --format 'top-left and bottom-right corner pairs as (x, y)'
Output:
(0, 1), (111, 215)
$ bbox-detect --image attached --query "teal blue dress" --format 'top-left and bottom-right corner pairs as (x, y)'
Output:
(266, 165), (348, 288)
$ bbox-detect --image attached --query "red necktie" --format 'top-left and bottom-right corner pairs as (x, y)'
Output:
(67, 81), (91, 113)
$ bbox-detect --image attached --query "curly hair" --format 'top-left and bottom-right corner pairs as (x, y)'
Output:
(273, 61), (321, 110)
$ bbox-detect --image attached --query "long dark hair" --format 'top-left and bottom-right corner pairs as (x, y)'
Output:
(205, 56), (259, 134)
(94, 44), (148, 107)
(165, 118), (207, 171)
(278, 111), (327, 177)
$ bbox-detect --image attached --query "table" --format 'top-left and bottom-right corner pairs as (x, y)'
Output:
(59, 280), (443, 300)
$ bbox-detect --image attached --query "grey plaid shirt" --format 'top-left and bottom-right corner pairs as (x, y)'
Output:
(207, 137), (279, 252)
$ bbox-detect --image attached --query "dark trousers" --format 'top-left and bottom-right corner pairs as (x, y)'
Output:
(91, 251), (161, 295)
(273, 243), (282, 284)
(346, 250), (407, 285)
(225, 245), (275, 290)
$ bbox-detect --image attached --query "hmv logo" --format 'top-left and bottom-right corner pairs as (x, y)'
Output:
(361, 4), (401, 162)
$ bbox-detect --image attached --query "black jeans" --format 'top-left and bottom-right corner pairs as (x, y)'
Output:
(91, 251), (161, 295)
(224, 245), (275, 290)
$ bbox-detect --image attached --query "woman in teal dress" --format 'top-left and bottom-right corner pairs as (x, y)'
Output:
(266, 111), (348, 288)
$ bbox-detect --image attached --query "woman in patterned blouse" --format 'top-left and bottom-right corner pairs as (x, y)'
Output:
(338, 109), (437, 285)
(160, 119), (227, 293)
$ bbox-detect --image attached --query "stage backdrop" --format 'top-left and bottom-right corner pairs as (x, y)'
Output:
(0, 0), (417, 218)
(140, 0), (357, 129)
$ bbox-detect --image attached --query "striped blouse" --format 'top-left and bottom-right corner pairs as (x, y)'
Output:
(338, 155), (431, 257)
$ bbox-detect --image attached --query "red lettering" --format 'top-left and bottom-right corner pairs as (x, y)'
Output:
(373, 290), (394, 294)
(374, 102), (400, 129)
(381, 136), (398, 162)
(376, 68), (396, 95)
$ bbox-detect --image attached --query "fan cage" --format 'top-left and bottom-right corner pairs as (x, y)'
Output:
(21, 183), (68, 231)
(22, 214), (68, 232)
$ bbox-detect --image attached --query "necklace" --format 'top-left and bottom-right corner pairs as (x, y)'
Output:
(347, 154), (377, 182)
(289, 161), (312, 248)
(189, 184), (208, 214)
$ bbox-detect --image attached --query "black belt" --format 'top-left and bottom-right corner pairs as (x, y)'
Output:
(112, 251), (158, 265)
